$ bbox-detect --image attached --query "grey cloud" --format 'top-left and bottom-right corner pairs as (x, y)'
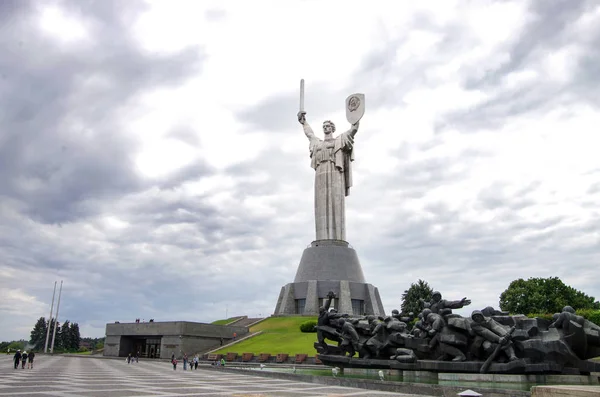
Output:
(205, 8), (226, 21)
(0, 0), (206, 224)
(236, 83), (348, 133)
(443, 0), (600, 131)
(167, 126), (202, 147)
(465, 0), (597, 90)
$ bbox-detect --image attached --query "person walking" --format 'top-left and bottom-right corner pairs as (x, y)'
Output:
(13, 350), (21, 369)
(21, 351), (28, 369)
(27, 351), (35, 369)
(194, 355), (199, 370)
(172, 357), (177, 370)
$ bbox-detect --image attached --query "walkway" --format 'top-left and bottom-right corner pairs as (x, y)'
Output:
(0, 355), (432, 396)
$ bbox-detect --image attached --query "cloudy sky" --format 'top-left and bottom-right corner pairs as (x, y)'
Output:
(1, 0), (599, 341)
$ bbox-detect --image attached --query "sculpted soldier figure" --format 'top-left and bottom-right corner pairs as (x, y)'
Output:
(316, 291), (344, 353)
(425, 311), (467, 362)
(422, 291), (471, 316)
(337, 318), (360, 357)
(470, 310), (518, 362)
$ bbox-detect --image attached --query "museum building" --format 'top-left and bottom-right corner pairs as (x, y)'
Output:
(104, 321), (248, 359)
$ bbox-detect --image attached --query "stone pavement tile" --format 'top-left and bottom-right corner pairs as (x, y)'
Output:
(63, 391), (164, 397)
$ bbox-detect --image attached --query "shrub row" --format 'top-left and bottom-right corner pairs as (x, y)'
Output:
(526, 310), (600, 327)
(299, 320), (317, 333)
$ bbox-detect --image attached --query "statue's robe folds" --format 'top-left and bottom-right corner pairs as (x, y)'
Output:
(304, 123), (355, 241)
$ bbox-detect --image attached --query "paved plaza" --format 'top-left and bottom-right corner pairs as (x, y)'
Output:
(0, 356), (433, 397)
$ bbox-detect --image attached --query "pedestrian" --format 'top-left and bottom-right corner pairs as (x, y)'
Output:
(220, 337), (223, 346)
(127, 353), (131, 364)
(183, 353), (188, 370)
(21, 351), (28, 369)
(220, 357), (225, 367)
(28, 351), (35, 369)
(233, 332), (237, 341)
(13, 350), (21, 369)
(194, 355), (199, 370)
(172, 357), (177, 370)
(136, 351), (140, 363)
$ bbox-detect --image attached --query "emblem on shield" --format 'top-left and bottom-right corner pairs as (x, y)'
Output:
(345, 93), (365, 124)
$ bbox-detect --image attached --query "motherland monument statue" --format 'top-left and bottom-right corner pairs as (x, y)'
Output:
(274, 80), (385, 317)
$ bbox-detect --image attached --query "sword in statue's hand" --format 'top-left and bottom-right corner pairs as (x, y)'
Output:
(298, 78), (306, 124)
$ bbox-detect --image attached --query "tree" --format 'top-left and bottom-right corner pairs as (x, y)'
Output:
(7, 340), (26, 352)
(401, 279), (434, 315)
(69, 323), (81, 351)
(499, 277), (600, 315)
(58, 320), (71, 351)
(29, 317), (48, 350)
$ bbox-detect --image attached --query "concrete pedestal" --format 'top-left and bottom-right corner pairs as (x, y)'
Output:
(273, 240), (385, 316)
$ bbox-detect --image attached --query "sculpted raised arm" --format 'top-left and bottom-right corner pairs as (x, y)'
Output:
(346, 120), (360, 138)
(298, 111), (316, 140)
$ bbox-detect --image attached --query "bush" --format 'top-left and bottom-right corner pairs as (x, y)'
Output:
(527, 310), (600, 327)
(577, 309), (600, 327)
(299, 320), (317, 333)
(527, 313), (554, 321)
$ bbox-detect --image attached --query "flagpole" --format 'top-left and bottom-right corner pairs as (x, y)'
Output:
(44, 281), (57, 353)
(50, 280), (63, 353)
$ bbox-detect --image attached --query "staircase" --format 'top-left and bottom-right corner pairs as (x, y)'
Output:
(230, 317), (265, 328)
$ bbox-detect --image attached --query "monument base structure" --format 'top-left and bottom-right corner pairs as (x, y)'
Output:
(274, 240), (385, 316)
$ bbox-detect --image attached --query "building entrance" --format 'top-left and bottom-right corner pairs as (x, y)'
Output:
(132, 337), (161, 358)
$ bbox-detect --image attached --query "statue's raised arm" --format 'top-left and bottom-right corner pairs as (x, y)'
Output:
(298, 111), (316, 140)
(346, 120), (360, 138)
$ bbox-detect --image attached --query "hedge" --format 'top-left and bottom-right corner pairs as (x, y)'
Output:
(526, 310), (600, 327)
(299, 320), (317, 333)
(576, 309), (600, 326)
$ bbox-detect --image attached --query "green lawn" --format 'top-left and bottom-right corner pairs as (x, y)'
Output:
(212, 316), (318, 356)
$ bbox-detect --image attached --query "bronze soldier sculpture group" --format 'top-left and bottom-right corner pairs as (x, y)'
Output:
(315, 291), (600, 374)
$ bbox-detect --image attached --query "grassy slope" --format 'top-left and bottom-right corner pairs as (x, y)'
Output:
(212, 316), (318, 356)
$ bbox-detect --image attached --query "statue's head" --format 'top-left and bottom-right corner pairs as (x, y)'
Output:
(322, 120), (336, 136)
(471, 310), (485, 323)
(562, 306), (575, 314)
(431, 291), (442, 302)
(391, 309), (399, 316)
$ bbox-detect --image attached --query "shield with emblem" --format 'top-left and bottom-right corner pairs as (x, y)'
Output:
(345, 93), (365, 124)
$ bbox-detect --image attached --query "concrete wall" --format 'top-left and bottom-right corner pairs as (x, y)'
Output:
(104, 335), (121, 357)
